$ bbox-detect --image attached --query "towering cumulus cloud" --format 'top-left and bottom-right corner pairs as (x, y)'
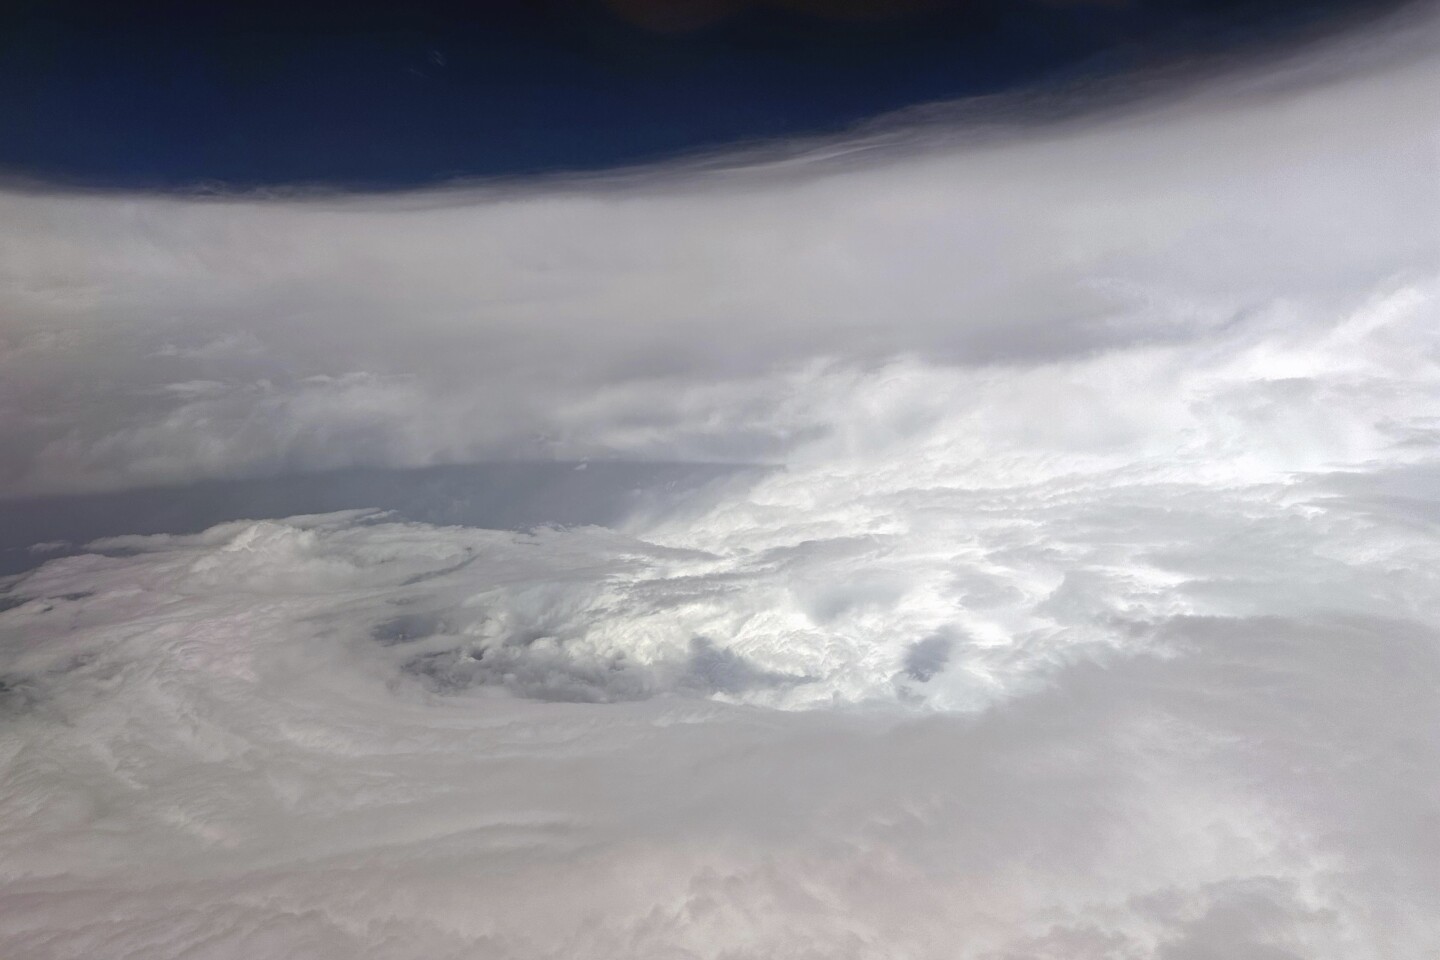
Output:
(2, 5), (1440, 958)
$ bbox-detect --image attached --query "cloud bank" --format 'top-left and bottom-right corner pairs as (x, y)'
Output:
(0, 3), (1435, 496)
(3, 449), (1439, 956)
(2, 4), (1440, 958)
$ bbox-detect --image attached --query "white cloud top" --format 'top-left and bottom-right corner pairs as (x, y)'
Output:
(0, 6), (1435, 496)
(2, 5), (1439, 957)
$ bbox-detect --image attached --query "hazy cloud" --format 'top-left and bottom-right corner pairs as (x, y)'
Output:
(1, 5), (1439, 958)
(0, 4), (1435, 496)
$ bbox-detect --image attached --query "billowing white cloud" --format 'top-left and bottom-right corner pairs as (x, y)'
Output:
(0, 3), (1435, 495)
(3, 437), (1439, 956)
(2, 4), (1440, 958)
(4, 266), (1440, 953)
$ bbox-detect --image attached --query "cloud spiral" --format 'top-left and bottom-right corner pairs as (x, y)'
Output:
(2, 5), (1439, 957)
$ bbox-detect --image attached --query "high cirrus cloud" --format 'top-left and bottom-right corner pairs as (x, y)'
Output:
(2, 3), (1440, 958)
(0, 3), (1436, 496)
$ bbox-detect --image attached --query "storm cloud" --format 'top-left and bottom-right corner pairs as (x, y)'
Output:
(0, 2), (1435, 496)
(1, 3), (1439, 958)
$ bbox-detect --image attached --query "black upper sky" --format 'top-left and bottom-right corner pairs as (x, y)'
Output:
(0, 0), (1404, 188)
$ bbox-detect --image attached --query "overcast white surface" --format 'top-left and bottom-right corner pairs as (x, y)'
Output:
(2, 5), (1440, 958)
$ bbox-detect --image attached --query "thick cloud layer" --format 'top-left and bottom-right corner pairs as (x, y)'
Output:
(2, 4), (1440, 958)
(3, 451), (1440, 956)
(1, 2), (1436, 496)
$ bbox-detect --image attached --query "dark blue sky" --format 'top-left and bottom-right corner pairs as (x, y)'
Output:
(0, 0), (1401, 188)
